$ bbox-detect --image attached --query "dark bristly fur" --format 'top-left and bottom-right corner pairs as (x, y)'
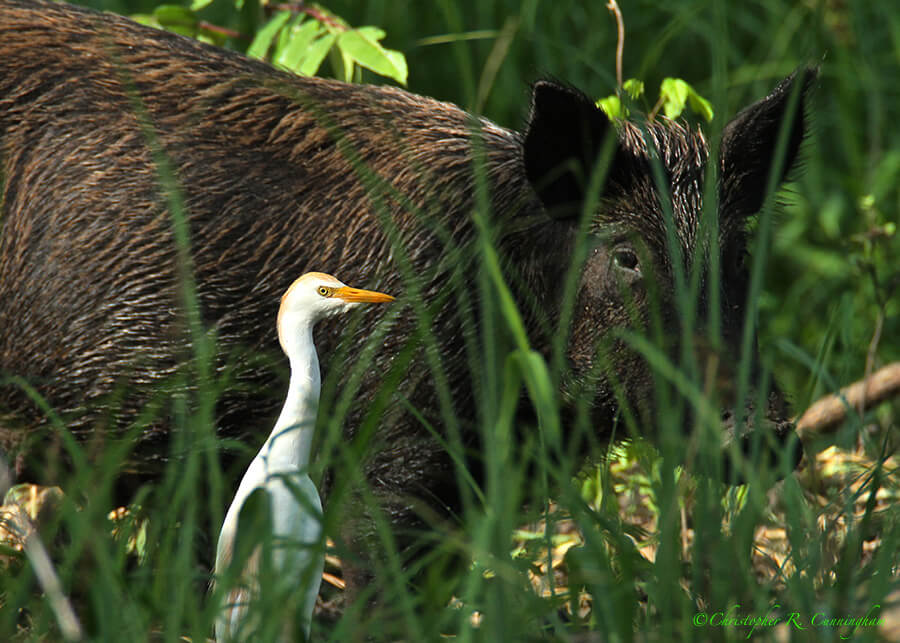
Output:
(0, 0), (814, 601)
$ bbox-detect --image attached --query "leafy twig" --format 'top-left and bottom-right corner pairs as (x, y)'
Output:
(270, 2), (346, 31)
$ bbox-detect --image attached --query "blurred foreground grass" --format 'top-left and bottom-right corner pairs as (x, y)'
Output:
(0, 0), (898, 641)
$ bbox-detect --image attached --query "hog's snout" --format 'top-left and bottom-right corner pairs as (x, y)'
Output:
(719, 393), (803, 481)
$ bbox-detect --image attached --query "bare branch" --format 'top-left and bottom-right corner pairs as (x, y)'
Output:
(606, 0), (624, 88)
(648, 94), (665, 122)
(197, 21), (246, 41)
(797, 362), (900, 436)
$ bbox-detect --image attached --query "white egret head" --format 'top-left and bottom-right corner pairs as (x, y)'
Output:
(277, 272), (394, 355)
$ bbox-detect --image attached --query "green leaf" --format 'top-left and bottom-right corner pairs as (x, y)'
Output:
(660, 77), (689, 119)
(659, 78), (714, 121)
(623, 78), (645, 100)
(189, 0), (214, 10)
(596, 95), (624, 120)
(128, 14), (160, 28)
(153, 5), (198, 31)
(276, 14), (302, 53)
(297, 32), (337, 76)
(686, 86), (714, 122)
(356, 25), (386, 41)
(384, 50), (408, 84)
(274, 19), (321, 72)
(329, 39), (355, 82)
(336, 28), (408, 84)
(247, 11), (292, 60)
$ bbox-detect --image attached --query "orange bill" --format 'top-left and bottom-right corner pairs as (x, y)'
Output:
(333, 286), (395, 303)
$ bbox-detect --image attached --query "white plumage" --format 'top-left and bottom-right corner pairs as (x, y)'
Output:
(214, 272), (394, 642)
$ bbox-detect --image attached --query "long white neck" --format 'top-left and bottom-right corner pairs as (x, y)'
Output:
(262, 322), (320, 473)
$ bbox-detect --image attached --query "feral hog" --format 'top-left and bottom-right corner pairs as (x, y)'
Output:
(0, 0), (811, 596)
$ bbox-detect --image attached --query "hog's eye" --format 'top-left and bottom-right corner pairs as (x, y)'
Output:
(317, 286), (332, 297)
(612, 247), (640, 272)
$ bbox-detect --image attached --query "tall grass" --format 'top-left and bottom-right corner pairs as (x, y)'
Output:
(1, 0), (897, 641)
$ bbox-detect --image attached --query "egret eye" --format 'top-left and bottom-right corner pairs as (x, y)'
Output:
(317, 286), (332, 297)
(612, 247), (640, 272)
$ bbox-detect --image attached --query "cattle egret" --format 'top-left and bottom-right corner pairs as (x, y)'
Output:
(214, 272), (394, 642)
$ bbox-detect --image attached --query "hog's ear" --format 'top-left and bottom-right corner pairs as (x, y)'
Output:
(719, 66), (817, 217)
(523, 80), (619, 219)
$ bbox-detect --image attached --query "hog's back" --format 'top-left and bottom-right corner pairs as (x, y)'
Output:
(0, 0), (532, 482)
